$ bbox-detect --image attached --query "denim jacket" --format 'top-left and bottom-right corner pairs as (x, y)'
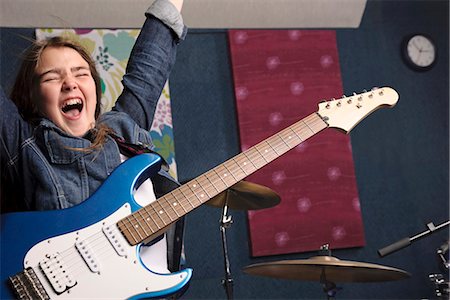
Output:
(0, 0), (186, 271)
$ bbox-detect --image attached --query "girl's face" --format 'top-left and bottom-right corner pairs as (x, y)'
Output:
(35, 46), (97, 137)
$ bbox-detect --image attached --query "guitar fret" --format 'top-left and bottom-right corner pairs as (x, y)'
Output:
(152, 200), (174, 224)
(178, 186), (199, 208)
(265, 139), (283, 156)
(184, 180), (205, 206)
(204, 172), (223, 193)
(197, 174), (214, 199)
(274, 132), (292, 152)
(259, 141), (280, 160)
(231, 156), (250, 177)
(245, 147), (266, 169)
(222, 162), (241, 181)
(213, 165), (237, 187)
(285, 127), (303, 146)
(117, 219), (138, 245)
(166, 192), (188, 213)
(238, 152), (258, 173)
(129, 214), (145, 241)
(137, 207), (158, 234)
(172, 189), (194, 210)
(147, 203), (166, 227)
(293, 122), (314, 140)
(214, 168), (231, 188)
(163, 193), (186, 215)
(302, 119), (315, 134)
(160, 194), (182, 218)
(253, 145), (270, 164)
(136, 209), (153, 236)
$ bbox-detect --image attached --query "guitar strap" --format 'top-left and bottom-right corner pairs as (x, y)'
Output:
(110, 133), (169, 170)
(110, 133), (185, 277)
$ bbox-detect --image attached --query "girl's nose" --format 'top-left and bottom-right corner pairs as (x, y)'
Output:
(62, 77), (78, 91)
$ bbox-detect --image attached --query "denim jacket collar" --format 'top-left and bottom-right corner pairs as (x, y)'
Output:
(37, 118), (92, 164)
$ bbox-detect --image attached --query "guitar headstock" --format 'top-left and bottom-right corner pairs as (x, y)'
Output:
(317, 87), (399, 133)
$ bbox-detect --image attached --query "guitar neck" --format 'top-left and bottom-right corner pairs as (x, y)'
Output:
(118, 112), (328, 245)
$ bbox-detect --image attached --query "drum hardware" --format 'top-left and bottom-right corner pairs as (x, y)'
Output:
(243, 244), (410, 299)
(429, 273), (449, 299)
(378, 220), (450, 257)
(429, 240), (450, 299)
(376, 220), (450, 299)
(437, 241), (449, 271)
(219, 197), (234, 300)
(208, 181), (281, 300)
(319, 245), (343, 299)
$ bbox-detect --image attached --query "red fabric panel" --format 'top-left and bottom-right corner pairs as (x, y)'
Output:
(228, 30), (365, 256)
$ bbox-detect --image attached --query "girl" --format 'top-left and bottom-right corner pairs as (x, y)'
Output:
(1, 0), (185, 277)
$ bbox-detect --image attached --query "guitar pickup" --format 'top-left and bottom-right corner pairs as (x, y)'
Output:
(39, 254), (76, 294)
(75, 240), (101, 273)
(103, 224), (128, 257)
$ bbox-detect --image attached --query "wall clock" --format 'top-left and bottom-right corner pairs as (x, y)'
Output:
(402, 34), (437, 71)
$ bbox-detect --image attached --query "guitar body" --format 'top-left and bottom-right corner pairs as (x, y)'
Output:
(0, 154), (192, 299)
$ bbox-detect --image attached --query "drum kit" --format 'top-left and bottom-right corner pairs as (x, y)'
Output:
(205, 181), (425, 299)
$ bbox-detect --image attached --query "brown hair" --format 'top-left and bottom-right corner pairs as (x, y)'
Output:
(11, 36), (102, 122)
(10, 36), (112, 151)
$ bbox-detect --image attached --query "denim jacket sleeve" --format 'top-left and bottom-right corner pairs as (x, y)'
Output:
(0, 86), (32, 168)
(112, 0), (186, 131)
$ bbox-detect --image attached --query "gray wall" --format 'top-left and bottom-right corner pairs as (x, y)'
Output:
(1, 0), (448, 298)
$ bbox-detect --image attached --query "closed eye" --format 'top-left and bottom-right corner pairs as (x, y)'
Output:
(42, 76), (60, 82)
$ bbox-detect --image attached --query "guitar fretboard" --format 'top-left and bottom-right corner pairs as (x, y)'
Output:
(117, 112), (328, 245)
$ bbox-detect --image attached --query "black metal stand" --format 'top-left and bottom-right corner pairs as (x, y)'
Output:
(319, 245), (342, 299)
(378, 220), (450, 257)
(220, 199), (234, 300)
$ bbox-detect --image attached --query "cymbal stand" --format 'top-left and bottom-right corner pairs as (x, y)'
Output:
(219, 198), (234, 300)
(320, 270), (341, 300)
(318, 245), (342, 299)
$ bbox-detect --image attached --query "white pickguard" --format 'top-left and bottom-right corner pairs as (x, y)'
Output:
(23, 204), (190, 299)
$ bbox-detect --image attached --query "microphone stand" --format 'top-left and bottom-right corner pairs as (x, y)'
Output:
(378, 220), (450, 257)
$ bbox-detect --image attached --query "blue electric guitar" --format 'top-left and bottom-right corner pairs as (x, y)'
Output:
(0, 87), (399, 299)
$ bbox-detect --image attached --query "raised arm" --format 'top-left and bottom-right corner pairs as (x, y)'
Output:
(0, 86), (33, 168)
(112, 0), (186, 130)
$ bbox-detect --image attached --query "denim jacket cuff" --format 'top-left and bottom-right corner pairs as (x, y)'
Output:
(146, 0), (187, 41)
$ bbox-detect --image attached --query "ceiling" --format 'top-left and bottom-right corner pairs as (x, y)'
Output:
(0, 0), (367, 29)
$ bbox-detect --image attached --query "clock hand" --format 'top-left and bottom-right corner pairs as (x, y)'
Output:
(412, 39), (421, 51)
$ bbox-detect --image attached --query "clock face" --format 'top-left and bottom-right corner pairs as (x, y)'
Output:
(404, 35), (436, 70)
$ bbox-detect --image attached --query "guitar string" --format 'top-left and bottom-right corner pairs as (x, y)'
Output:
(117, 117), (316, 242)
(118, 113), (327, 244)
(118, 113), (323, 243)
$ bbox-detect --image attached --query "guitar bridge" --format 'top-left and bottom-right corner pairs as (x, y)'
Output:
(9, 267), (50, 300)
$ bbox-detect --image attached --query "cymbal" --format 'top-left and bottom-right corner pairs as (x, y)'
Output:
(243, 256), (411, 283)
(206, 181), (281, 210)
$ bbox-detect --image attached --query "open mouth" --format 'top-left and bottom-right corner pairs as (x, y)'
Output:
(61, 98), (83, 115)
